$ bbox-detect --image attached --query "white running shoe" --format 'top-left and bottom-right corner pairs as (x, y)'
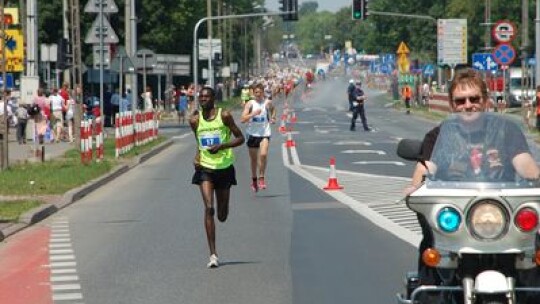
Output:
(207, 254), (219, 268)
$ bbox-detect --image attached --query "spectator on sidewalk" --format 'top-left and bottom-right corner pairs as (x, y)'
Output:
(15, 104), (29, 144)
(49, 88), (64, 143)
(65, 97), (75, 143)
(0, 90), (13, 140)
(32, 88), (49, 144)
(141, 85), (153, 112)
(119, 91), (131, 113)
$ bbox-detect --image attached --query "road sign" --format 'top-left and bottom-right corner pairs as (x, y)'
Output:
(92, 45), (110, 69)
(148, 54), (191, 76)
(492, 43), (516, 66)
(85, 14), (119, 44)
(492, 20), (516, 44)
(472, 53), (497, 71)
(110, 46), (135, 72)
(437, 19), (467, 66)
(84, 0), (118, 13)
(396, 42), (409, 54)
(1, 29), (24, 72)
(423, 64), (435, 76)
(198, 39), (222, 60)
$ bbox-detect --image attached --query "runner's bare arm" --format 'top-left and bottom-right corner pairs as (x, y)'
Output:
(189, 113), (201, 167)
(221, 110), (245, 149)
(240, 101), (253, 123)
(268, 100), (277, 123)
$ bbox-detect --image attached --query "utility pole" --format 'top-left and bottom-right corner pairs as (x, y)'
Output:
(26, 0), (38, 77)
(1, 2), (8, 169)
(129, 0), (137, 111)
(69, 0), (82, 146)
(521, 0), (530, 101)
(481, 0), (493, 52)
(207, 0), (213, 88)
(536, 0), (540, 87)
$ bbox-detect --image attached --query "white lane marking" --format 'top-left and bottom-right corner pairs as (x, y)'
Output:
(303, 164), (410, 181)
(50, 249), (74, 255)
(51, 233), (70, 238)
(51, 269), (77, 274)
(49, 261), (77, 268)
(52, 293), (83, 301)
(334, 141), (371, 146)
(49, 219), (85, 304)
(315, 130), (331, 134)
(50, 255), (75, 261)
(52, 284), (81, 291)
(304, 141), (332, 144)
(50, 238), (71, 243)
(171, 133), (191, 140)
(352, 161), (406, 166)
(51, 275), (79, 282)
(341, 150), (386, 155)
(314, 125), (340, 128)
(283, 146), (419, 247)
(50, 243), (72, 249)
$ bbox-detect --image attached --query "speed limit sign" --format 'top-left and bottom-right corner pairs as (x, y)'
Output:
(492, 20), (517, 43)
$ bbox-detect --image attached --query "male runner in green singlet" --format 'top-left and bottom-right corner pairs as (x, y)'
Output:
(190, 87), (245, 268)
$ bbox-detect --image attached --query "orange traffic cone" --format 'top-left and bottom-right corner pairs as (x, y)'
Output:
(279, 119), (287, 134)
(323, 157), (344, 190)
(281, 108), (288, 121)
(285, 132), (295, 148)
(290, 111), (297, 123)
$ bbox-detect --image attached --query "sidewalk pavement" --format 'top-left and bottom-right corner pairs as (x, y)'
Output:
(0, 130), (173, 241)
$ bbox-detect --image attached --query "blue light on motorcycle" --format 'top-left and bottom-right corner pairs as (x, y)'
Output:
(437, 207), (461, 233)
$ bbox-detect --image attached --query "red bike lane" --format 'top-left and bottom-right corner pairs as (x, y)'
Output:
(0, 226), (52, 304)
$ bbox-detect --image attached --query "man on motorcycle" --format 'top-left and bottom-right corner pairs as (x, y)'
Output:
(405, 68), (540, 302)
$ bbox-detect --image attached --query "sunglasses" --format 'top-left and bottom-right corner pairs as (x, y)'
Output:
(453, 95), (482, 106)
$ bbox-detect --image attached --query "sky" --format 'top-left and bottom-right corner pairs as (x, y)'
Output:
(266, 0), (350, 13)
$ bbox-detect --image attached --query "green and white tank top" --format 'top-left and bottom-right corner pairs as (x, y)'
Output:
(197, 108), (234, 169)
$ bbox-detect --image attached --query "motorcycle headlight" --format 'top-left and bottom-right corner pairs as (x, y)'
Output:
(437, 207), (461, 233)
(469, 200), (508, 240)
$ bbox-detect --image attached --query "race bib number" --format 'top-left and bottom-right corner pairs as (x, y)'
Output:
(252, 115), (266, 123)
(200, 133), (221, 148)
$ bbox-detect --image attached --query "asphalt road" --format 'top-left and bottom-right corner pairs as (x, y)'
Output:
(0, 78), (436, 304)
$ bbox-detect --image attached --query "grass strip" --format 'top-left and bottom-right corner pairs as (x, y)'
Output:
(0, 136), (166, 196)
(0, 200), (42, 222)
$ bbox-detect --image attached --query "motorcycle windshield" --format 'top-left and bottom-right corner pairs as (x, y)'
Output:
(426, 112), (540, 189)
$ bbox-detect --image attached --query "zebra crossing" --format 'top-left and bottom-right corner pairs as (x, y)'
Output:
(48, 218), (85, 304)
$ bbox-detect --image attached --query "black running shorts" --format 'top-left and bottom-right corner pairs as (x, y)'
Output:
(246, 136), (270, 148)
(192, 165), (237, 189)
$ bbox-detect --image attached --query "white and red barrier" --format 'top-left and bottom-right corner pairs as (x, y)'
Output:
(95, 120), (104, 161)
(427, 93), (451, 113)
(81, 109), (159, 162)
(80, 120), (92, 164)
(115, 110), (159, 158)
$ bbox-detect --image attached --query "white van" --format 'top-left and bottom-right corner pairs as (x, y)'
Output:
(507, 67), (535, 107)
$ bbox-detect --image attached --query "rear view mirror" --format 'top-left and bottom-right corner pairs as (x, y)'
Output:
(397, 139), (423, 162)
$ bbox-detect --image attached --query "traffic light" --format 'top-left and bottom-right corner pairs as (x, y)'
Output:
(279, 0), (286, 13)
(213, 53), (222, 67)
(3, 14), (13, 25)
(279, 0), (298, 22)
(57, 38), (72, 70)
(352, 0), (368, 20)
(287, 0), (298, 21)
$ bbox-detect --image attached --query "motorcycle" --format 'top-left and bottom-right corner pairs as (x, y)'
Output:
(396, 112), (540, 304)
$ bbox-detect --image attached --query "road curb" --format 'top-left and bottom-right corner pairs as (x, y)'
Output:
(0, 139), (174, 240)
